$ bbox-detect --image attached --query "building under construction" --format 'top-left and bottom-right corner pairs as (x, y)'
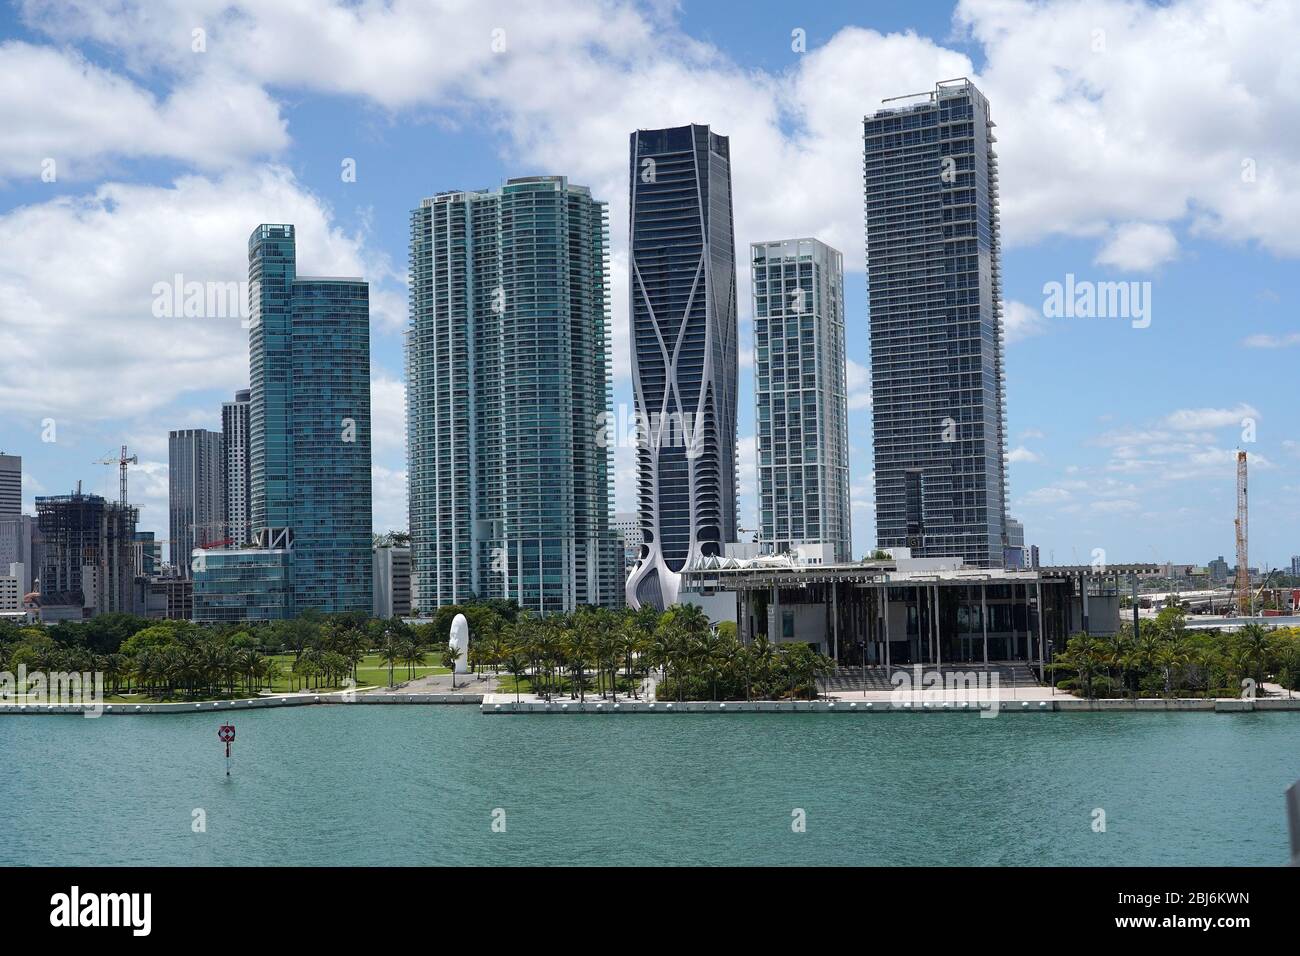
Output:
(35, 489), (137, 618)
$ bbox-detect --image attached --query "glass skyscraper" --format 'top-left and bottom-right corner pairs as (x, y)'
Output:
(233, 223), (372, 615)
(863, 79), (1008, 567)
(625, 124), (739, 610)
(751, 238), (851, 563)
(406, 176), (620, 614)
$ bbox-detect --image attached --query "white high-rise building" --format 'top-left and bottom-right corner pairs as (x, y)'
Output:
(751, 238), (851, 563)
(222, 390), (252, 547)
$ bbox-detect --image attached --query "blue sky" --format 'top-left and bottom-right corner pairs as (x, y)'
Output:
(0, 0), (1297, 570)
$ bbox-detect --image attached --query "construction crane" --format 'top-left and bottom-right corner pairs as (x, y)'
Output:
(94, 445), (138, 509)
(1234, 450), (1250, 616)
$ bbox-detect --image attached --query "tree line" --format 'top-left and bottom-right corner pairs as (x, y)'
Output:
(1049, 605), (1300, 698)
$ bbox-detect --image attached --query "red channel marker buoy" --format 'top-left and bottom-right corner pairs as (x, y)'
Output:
(218, 723), (235, 776)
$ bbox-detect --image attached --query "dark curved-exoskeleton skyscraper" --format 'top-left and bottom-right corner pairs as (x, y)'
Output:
(625, 124), (739, 610)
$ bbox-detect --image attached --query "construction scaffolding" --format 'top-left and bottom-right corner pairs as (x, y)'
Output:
(35, 490), (136, 616)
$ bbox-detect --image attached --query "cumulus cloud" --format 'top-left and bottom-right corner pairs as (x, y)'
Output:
(1094, 222), (1179, 272)
(371, 463), (408, 535)
(1162, 404), (1259, 431)
(0, 40), (287, 179)
(0, 166), (393, 421)
(1003, 299), (1047, 344)
(845, 358), (872, 410)
(370, 371), (407, 454)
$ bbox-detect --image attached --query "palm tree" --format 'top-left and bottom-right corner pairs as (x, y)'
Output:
(1238, 623), (1272, 694)
(378, 634), (401, 688)
(503, 645), (529, 703)
(442, 641), (462, 689)
(1051, 633), (1106, 698)
(568, 624), (593, 702)
(1153, 639), (1191, 697)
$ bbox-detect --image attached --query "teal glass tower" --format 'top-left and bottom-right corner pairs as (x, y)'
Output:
(243, 223), (372, 614)
(407, 177), (621, 614)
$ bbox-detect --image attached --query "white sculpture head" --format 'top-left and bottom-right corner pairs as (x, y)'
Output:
(450, 613), (470, 673)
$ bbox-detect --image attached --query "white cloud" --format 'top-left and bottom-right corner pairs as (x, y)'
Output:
(1007, 446), (1040, 464)
(371, 463), (407, 536)
(1003, 300), (1046, 344)
(0, 166), (392, 421)
(1241, 332), (1300, 348)
(850, 472), (875, 513)
(1094, 222), (1179, 272)
(845, 358), (872, 410)
(737, 434), (757, 498)
(1022, 486), (1072, 505)
(957, 0), (1300, 258)
(1089, 499), (1139, 515)
(1162, 404), (1259, 431)
(370, 371), (406, 454)
(0, 40), (287, 179)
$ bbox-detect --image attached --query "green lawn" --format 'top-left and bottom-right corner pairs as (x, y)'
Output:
(269, 651), (451, 690)
(100, 652), (453, 702)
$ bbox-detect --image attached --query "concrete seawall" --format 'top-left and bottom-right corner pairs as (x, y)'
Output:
(0, 692), (484, 715)
(479, 697), (1300, 714)
(3, 693), (1296, 716)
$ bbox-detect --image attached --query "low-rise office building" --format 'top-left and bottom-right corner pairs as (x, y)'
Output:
(192, 548), (293, 622)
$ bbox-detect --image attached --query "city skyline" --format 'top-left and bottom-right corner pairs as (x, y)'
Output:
(1, 1), (1298, 570)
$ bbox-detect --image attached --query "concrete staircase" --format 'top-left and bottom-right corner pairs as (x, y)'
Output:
(820, 662), (1042, 694)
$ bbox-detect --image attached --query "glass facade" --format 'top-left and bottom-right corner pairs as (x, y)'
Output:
(751, 238), (851, 562)
(863, 80), (1008, 567)
(407, 177), (621, 614)
(234, 224), (372, 615)
(191, 548), (293, 622)
(625, 124), (739, 610)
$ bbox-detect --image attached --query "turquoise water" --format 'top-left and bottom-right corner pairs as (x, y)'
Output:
(2, 708), (1296, 866)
